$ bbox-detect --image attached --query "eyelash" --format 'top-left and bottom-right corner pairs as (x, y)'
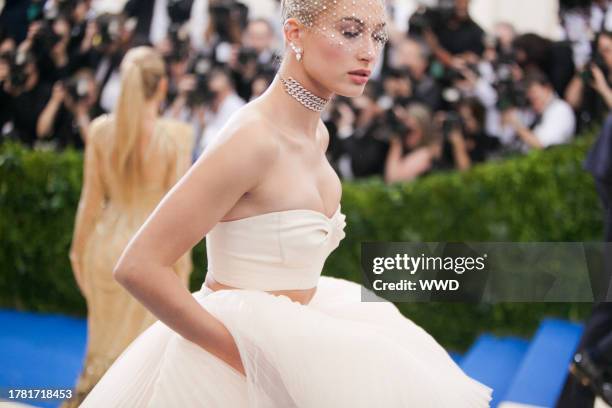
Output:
(341, 30), (389, 44)
(342, 30), (360, 39)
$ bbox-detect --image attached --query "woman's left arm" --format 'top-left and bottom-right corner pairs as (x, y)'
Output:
(167, 123), (196, 287)
(69, 117), (106, 297)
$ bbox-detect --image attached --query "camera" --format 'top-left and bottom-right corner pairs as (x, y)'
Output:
(446, 63), (479, 84)
(581, 53), (609, 84)
(186, 55), (216, 107)
(237, 47), (258, 66)
(167, 0), (193, 26)
(166, 24), (190, 63)
(495, 78), (528, 111)
(372, 108), (410, 143)
(441, 111), (463, 139)
(30, 19), (62, 59)
(8, 51), (34, 91)
(64, 75), (91, 103)
(92, 14), (122, 50)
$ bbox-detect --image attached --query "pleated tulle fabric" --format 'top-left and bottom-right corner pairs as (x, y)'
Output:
(80, 276), (493, 407)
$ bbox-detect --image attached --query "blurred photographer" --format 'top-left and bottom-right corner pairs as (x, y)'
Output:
(205, 0), (250, 63)
(412, 0), (485, 68)
(36, 68), (101, 149)
(165, 51), (212, 124)
(91, 13), (135, 112)
(1, 50), (53, 147)
(442, 97), (501, 171)
(229, 18), (279, 101)
(193, 66), (245, 157)
(325, 86), (388, 179)
(249, 66), (275, 100)
(162, 25), (192, 104)
(21, 12), (72, 83)
(512, 33), (575, 98)
(384, 103), (444, 184)
(565, 31), (612, 131)
(391, 35), (441, 111)
(124, 0), (208, 49)
(504, 70), (576, 152)
(241, 18), (278, 66)
(379, 67), (415, 108)
(0, 31), (15, 135)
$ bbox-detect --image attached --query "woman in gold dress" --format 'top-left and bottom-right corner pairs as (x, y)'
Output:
(64, 46), (194, 407)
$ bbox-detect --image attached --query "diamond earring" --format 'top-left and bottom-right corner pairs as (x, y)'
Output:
(290, 43), (302, 62)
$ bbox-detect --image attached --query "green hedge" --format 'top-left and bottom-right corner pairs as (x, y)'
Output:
(327, 134), (602, 349)
(0, 134), (603, 351)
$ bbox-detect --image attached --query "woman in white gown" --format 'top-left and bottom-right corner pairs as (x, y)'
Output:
(79, 0), (494, 406)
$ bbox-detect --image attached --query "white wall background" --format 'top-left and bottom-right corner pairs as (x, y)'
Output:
(469, 0), (564, 39)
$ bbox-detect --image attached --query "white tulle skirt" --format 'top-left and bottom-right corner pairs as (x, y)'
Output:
(79, 276), (493, 407)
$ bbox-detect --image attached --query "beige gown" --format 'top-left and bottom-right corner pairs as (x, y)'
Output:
(62, 115), (194, 407)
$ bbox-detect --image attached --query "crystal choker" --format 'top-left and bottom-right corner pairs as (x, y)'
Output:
(279, 76), (330, 112)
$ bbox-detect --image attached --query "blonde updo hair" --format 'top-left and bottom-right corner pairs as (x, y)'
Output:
(280, 0), (331, 27)
(112, 46), (166, 202)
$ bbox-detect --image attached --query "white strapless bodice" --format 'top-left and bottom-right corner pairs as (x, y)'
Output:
(205, 204), (347, 290)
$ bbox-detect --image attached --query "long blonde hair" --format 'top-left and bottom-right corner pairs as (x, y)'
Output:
(111, 46), (166, 202)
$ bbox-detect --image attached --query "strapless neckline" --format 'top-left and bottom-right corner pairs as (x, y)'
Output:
(219, 203), (342, 224)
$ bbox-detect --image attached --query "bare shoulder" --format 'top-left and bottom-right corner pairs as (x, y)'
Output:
(201, 110), (281, 171)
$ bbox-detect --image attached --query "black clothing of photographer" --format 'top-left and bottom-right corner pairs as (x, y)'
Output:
(1, 51), (52, 147)
(566, 31), (612, 132)
(124, 0), (197, 46)
(513, 33), (575, 98)
(433, 8), (484, 57)
(325, 93), (390, 180)
(411, 0), (485, 67)
(393, 36), (442, 111)
(384, 103), (450, 183)
(45, 83), (103, 150)
(443, 98), (501, 171)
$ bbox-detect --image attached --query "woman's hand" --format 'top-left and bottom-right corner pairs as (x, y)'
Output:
(588, 64), (612, 109)
(502, 108), (523, 131)
(591, 64), (611, 95)
(51, 82), (67, 104)
(209, 320), (246, 376)
(448, 128), (465, 146)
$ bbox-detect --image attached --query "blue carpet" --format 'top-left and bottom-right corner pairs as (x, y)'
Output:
(501, 318), (584, 407)
(0, 309), (87, 408)
(460, 333), (531, 407)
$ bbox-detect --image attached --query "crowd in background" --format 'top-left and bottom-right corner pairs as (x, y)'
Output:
(1, 0), (612, 183)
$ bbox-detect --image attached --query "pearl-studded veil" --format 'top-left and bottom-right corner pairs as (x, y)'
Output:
(281, 0), (390, 57)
